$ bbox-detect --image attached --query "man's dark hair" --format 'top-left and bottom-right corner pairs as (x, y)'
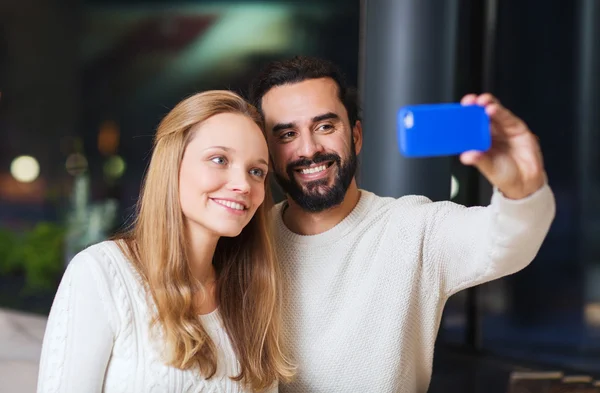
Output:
(248, 55), (360, 126)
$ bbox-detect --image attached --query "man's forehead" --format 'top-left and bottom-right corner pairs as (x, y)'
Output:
(265, 107), (340, 125)
(261, 79), (343, 125)
(264, 77), (339, 99)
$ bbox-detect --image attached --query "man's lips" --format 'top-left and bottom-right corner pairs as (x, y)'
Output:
(293, 161), (334, 180)
(294, 161), (334, 174)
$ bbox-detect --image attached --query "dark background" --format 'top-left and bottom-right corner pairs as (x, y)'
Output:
(1, 0), (599, 390)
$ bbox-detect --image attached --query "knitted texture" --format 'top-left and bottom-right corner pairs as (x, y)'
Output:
(36, 241), (274, 393)
(275, 185), (556, 393)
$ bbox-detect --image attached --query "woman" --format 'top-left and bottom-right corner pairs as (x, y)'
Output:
(36, 90), (295, 392)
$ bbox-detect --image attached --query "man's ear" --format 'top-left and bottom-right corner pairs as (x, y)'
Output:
(352, 120), (363, 155)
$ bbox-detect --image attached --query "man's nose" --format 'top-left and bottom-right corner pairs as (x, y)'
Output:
(297, 133), (324, 159)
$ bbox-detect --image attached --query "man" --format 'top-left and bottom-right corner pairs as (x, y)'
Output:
(248, 56), (555, 393)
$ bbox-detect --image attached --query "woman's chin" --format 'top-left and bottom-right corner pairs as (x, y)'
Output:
(211, 224), (245, 239)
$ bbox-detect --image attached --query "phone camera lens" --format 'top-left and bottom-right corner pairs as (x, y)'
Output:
(403, 111), (414, 129)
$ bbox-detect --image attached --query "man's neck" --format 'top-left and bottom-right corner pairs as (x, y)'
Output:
(283, 180), (361, 236)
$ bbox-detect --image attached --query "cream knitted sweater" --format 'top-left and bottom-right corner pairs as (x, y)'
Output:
(274, 185), (556, 393)
(36, 241), (276, 393)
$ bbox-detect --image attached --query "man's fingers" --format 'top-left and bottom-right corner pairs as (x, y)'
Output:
(461, 94), (477, 105)
(461, 93), (528, 137)
(459, 150), (485, 165)
(476, 93), (498, 106)
(490, 123), (502, 137)
(487, 103), (527, 136)
(461, 92), (499, 107)
(460, 150), (497, 185)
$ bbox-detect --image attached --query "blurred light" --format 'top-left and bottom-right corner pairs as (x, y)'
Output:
(10, 155), (40, 183)
(585, 303), (600, 328)
(134, 5), (298, 99)
(66, 153), (89, 176)
(450, 175), (459, 199)
(104, 155), (126, 179)
(98, 120), (120, 156)
(0, 173), (46, 203)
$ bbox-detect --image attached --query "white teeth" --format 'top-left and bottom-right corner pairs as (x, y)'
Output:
(213, 199), (245, 211)
(300, 165), (327, 174)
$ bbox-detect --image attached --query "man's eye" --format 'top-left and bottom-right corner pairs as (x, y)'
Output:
(280, 131), (296, 140)
(318, 124), (333, 131)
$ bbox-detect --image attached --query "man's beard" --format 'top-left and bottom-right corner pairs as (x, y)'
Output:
(274, 143), (357, 213)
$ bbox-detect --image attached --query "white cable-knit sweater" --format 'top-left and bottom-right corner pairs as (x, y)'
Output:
(275, 185), (556, 393)
(36, 241), (275, 393)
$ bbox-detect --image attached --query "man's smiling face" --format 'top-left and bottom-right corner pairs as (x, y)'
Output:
(261, 77), (361, 212)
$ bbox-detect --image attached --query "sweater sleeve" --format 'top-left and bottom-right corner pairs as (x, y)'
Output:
(37, 250), (116, 393)
(423, 183), (556, 298)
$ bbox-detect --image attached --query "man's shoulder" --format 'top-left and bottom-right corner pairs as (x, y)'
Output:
(360, 189), (438, 212)
(269, 200), (286, 220)
(356, 190), (465, 232)
(267, 192), (441, 223)
(271, 199), (286, 211)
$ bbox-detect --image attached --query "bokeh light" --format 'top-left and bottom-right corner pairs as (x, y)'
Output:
(103, 155), (126, 179)
(10, 155), (40, 183)
(450, 175), (459, 199)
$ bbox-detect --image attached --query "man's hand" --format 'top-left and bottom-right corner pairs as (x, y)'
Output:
(460, 93), (546, 200)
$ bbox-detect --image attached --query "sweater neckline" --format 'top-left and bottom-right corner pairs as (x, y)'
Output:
(274, 189), (374, 245)
(198, 308), (222, 328)
(104, 241), (224, 329)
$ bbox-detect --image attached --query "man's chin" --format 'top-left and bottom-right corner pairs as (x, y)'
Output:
(292, 191), (345, 213)
(275, 173), (339, 209)
(303, 181), (333, 193)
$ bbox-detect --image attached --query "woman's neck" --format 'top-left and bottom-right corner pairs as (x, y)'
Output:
(186, 226), (220, 314)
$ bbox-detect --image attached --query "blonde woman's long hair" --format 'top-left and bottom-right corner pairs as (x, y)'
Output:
(115, 90), (295, 390)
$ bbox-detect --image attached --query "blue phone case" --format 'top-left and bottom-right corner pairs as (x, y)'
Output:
(397, 103), (491, 157)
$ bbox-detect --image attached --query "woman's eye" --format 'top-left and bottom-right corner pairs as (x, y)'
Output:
(211, 156), (227, 165)
(250, 168), (265, 178)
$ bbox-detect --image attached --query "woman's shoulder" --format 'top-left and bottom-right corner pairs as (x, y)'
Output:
(66, 240), (151, 327)
(72, 239), (126, 272)
(67, 240), (143, 295)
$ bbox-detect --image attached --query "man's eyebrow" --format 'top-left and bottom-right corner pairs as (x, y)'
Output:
(312, 112), (340, 123)
(272, 122), (295, 134)
(271, 112), (340, 134)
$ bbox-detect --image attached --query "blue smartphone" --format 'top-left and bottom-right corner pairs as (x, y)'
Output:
(397, 103), (491, 157)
